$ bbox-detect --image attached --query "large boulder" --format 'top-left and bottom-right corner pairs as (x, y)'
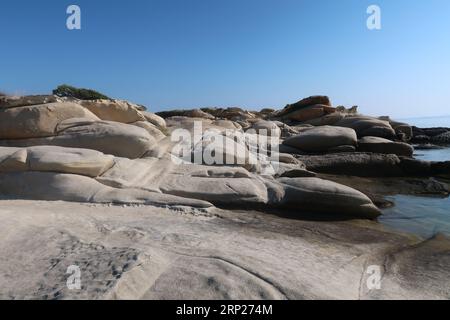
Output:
(160, 167), (269, 206)
(0, 119), (156, 159)
(52, 120), (156, 159)
(357, 136), (414, 157)
(80, 99), (146, 124)
(0, 95), (58, 109)
(283, 126), (357, 153)
(0, 102), (99, 139)
(334, 116), (396, 138)
(276, 177), (381, 219)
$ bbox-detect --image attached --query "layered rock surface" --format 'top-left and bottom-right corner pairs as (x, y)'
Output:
(0, 200), (449, 300)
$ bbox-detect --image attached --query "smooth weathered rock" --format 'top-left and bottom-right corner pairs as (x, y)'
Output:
(191, 132), (260, 172)
(335, 116), (396, 138)
(0, 102), (99, 139)
(2, 200), (449, 300)
(282, 105), (325, 122)
(53, 120), (156, 158)
(97, 157), (172, 192)
(283, 126), (357, 153)
(142, 111), (167, 129)
(27, 146), (115, 177)
(80, 99), (146, 124)
(276, 177), (381, 219)
(131, 121), (166, 142)
(144, 136), (176, 159)
(277, 123), (300, 138)
(301, 112), (345, 126)
(0, 146), (116, 177)
(0, 171), (212, 208)
(297, 153), (404, 177)
(98, 157), (271, 208)
(0, 120), (156, 159)
(361, 126), (397, 139)
(248, 120), (281, 137)
(358, 136), (414, 157)
(0, 95), (58, 109)
(160, 164), (269, 206)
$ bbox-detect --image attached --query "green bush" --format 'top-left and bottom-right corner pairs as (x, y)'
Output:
(53, 84), (110, 100)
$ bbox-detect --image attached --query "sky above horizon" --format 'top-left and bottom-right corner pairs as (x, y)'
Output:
(1, 0), (449, 119)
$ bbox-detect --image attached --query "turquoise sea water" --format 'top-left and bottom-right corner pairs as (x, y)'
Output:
(380, 192), (450, 238)
(380, 148), (450, 238)
(379, 117), (450, 238)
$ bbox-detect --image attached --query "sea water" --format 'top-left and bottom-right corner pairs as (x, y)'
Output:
(379, 116), (450, 238)
(399, 115), (450, 128)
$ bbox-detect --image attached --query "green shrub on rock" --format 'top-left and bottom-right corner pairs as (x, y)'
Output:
(53, 84), (110, 100)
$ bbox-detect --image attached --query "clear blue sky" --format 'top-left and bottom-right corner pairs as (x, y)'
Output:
(1, 0), (449, 118)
